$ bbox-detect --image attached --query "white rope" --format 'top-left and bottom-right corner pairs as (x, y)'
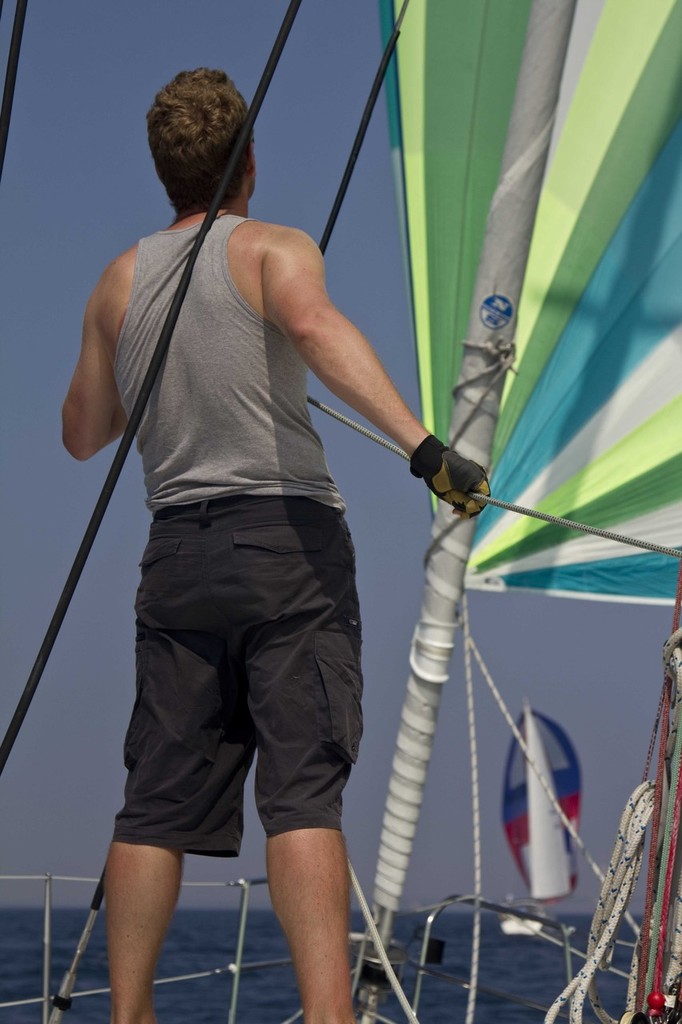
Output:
(348, 860), (421, 1024)
(462, 597), (482, 1024)
(544, 783), (655, 1024)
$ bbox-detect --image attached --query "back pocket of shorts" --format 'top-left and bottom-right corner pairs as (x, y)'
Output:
(233, 525), (322, 554)
(314, 631), (363, 764)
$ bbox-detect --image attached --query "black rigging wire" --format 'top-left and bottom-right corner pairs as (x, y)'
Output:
(0, 0), (28, 183)
(0, 0), (304, 777)
(318, 0), (410, 255)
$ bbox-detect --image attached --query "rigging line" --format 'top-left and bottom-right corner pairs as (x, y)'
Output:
(0, 0), (304, 778)
(0, 0), (28, 183)
(471, 494), (682, 561)
(318, 0), (411, 255)
(308, 397), (682, 561)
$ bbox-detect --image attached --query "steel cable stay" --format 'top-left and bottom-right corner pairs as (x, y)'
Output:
(317, 0), (410, 255)
(0, 0), (303, 778)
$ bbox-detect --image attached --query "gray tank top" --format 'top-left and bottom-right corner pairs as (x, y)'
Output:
(114, 215), (344, 512)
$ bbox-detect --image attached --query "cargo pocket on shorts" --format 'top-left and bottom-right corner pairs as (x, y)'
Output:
(137, 538), (182, 596)
(313, 631), (363, 764)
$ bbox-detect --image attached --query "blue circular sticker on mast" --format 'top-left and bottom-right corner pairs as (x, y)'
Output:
(480, 294), (513, 330)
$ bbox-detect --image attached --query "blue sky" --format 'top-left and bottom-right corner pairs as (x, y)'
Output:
(0, 0), (670, 918)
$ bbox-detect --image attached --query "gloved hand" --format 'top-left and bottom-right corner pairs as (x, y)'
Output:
(410, 434), (490, 517)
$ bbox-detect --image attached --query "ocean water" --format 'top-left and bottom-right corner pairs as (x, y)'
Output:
(1, 905), (633, 1023)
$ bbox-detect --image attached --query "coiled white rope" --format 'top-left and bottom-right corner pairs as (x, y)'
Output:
(545, 782), (655, 1024)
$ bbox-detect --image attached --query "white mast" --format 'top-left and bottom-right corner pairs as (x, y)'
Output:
(372, 0), (579, 945)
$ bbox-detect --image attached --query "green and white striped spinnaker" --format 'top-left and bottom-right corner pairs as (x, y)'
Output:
(382, 0), (682, 604)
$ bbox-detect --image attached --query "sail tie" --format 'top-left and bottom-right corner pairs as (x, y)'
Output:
(448, 337), (517, 449)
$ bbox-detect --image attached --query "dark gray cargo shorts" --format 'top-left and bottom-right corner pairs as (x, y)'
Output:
(113, 495), (363, 856)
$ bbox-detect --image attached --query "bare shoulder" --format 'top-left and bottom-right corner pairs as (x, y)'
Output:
(93, 244), (138, 306)
(85, 244), (138, 355)
(233, 219), (320, 263)
(229, 221), (323, 317)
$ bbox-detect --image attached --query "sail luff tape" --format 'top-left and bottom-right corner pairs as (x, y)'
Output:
(400, 704), (437, 738)
(374, 870), (406, 902)
(380, 829), (417, 863)
(389, 772), (426, 799)
(395, 730), (435, 762)
(425, 562), (465, 603)
(406, 674), (443, 706)
(376, 845), (410, 872)
(488, 114), (556, 217)
(379, 813), (418, 843)
(386, 794), (421, 824)
(378, 823), (416, 856)
(389, 761), (428, 789)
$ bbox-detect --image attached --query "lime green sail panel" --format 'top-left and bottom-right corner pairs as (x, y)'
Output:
(379, 0), (532, 438)
(383, 0), (682, 603)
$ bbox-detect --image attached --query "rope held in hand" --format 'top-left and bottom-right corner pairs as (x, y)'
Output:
(307, 396), (682, 562)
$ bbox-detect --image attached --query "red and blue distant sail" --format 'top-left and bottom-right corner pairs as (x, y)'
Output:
(502, 707), (581, 902)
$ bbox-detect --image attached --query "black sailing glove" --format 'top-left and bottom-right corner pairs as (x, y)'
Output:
(410, 434), (490, 518)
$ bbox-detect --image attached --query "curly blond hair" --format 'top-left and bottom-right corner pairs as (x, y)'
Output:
(147, 68), (249, 213)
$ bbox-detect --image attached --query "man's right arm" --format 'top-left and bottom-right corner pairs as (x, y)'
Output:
(261, 226), (429, 457)
(260, 226), (489, 515)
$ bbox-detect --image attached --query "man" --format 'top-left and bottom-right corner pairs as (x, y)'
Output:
(62, 68), (488, 1024)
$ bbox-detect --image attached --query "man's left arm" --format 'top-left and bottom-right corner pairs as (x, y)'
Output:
(62, 261), (130, 460)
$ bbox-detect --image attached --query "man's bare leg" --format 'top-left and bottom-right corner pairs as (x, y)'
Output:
(105, 841), (183, 1024)
(267, 828), (355, 1024)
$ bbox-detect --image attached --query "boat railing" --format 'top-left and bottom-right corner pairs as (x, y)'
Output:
(0, 871), (287, 1024)
(353, 893), (633, 1024)
(409, 894), (577, 1018)
(1, 874), (634, 1023)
